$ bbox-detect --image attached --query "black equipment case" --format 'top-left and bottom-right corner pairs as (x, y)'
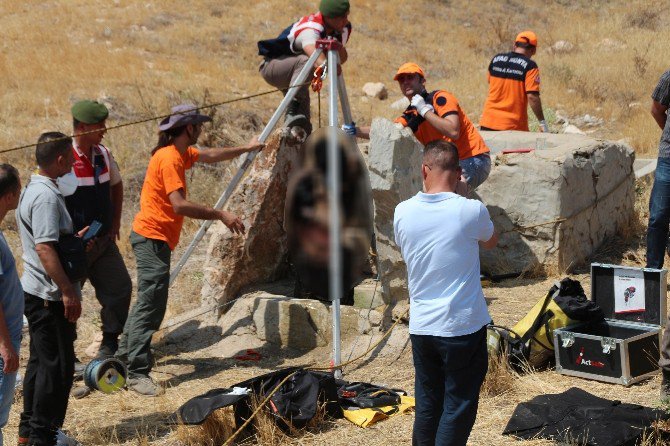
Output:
(553, 263), (667, 386)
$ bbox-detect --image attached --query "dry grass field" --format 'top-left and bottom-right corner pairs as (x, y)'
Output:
(0, 0), (669, 444)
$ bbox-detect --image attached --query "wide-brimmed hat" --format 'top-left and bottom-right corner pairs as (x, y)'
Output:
(159, 104), (212, 131)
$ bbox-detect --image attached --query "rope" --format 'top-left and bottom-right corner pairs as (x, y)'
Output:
(510, 170), (634, 233)
(318, 89), (322, 129)
(0, 81), (312, 156)
(513, 217), (567, 231)
(308, 308), (407, 371)
(154, 296), (243, 334)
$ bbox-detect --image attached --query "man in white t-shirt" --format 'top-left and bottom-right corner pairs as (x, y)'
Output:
(394, 139), (498, 446)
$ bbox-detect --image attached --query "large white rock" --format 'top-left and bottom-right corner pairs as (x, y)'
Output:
(201, 132), (301, 309)
(477, 131), (635, 275)
(218, 293), (383, 350)
(368, 118), (423, 304)
(362, 82), (388, 100)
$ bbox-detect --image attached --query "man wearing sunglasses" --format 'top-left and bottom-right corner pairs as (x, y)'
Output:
(346, 63), (491, 196)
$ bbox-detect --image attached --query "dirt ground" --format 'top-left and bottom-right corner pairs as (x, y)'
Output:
(0, 1), (667, 444)
(5, 223), (666, 445)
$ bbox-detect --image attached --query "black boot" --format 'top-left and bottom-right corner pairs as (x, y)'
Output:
(284, 99), (310, 134)
(661, 370), (670, 402)
(96, 332), (119, 358)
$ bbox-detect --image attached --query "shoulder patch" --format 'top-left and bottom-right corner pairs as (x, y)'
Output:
(435, 96), (447, 106)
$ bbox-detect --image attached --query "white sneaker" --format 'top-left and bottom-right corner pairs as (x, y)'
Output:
(56, 429), (82, 446)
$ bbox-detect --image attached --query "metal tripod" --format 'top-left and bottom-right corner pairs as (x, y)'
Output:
(169, 38), (354, 379)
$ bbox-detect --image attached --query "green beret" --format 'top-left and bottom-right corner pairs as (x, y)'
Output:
(71, 100), (109, 124)
(319, 0), (350, 18)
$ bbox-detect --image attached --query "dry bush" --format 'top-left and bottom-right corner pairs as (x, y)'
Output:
(625, 7), (662, 30)
(640, 422), (670, 446)
(249, 393), (291, 446)
(248, 393), (329, 445)
(174, 408), (236, 446)
(481, 354), (517, 397)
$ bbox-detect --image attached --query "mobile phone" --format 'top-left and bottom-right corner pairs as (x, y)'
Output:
(82, 220), (103, 243)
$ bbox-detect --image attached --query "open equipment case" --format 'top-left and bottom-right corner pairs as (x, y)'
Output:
(553, 263), (667, 386)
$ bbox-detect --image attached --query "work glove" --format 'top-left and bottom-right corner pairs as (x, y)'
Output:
(341, 122), (356, 136)
(411, 94), (434, 117)
(539, 120), (550, 132)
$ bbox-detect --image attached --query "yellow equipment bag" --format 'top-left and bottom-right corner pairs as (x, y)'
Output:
(488, 278), (603, 370)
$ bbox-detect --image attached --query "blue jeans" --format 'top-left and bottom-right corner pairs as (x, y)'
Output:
(460, 153), (491, 190)
(411, 327), (488, 446)
(646, 157), (670, 268)
(0, 337), (21, 446)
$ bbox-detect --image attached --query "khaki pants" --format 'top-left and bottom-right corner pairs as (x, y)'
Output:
(83, 236), (132, 335)
(260, 54), (312, 133)
(116, 231), (171, 378)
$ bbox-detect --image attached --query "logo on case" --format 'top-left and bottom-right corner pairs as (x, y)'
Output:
(576, 347), (605, 368)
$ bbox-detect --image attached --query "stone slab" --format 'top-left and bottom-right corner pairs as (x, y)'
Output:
(201, 132), (301, 309)
(367, 118), (423, 305)
(476, 131), (635, 275)
(218, 294), (384, 350)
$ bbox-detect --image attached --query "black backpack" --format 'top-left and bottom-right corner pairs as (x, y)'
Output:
(233, 368), (342, 433)
(338, 382), (403, 409)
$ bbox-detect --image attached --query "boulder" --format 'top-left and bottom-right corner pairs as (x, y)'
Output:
(477, 131), (635, 275)
(562, 124), (586, 135)
(218, 293), (383, 350)
(362, 82), (388, 100)
(391, 97), (409, 110)
(368, 118), (423, 304)
(549, 40), (575, 54)
(597, 38), (626, 50)
(201, 132), (301, 309)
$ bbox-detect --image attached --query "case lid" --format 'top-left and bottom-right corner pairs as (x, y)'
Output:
(591, 263), (668, 327)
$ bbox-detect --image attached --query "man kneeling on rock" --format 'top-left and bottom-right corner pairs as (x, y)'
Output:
(346, 63), (491, 196)
(116, 104), (264, 396)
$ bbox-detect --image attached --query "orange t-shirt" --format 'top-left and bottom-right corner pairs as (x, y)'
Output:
(395, 90), (489, 160)
(132, 145), (200, 250)
(480, 52), (540, 131)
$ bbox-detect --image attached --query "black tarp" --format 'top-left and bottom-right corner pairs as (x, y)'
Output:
(503, 387), (669, 445)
